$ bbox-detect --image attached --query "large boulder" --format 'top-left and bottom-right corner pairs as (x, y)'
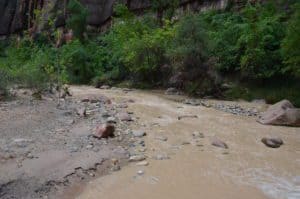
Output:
(258, 100), (300, 127)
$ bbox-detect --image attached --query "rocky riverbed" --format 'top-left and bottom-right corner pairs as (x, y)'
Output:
(0, 86), (299, 199)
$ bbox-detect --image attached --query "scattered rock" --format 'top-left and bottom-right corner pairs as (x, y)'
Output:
(122, 88), (132, 92)
(117, 112), (132, 121)
(100, 85), (110, 89)
(12, 138), (33, 148)
(117, 103), (128, 108)
(86, 145), (94, 150)
(192, 131), (204, 138)
(183, 99), (200, 106)
(261, 137), (284, 148)
(98, 95), (112, 104)
(154, 154), (170, 160)
(211, 138), (228, 149)
(178, 115), (198, 120)
(26, 153), (34, 159)
(93, 124), (115, 139)
(106, 117), (116, 123)
(138, 148), (147, 152)
(213, 103), (258, 116)
(76, 107), (87, 117)
(111, 165), (121, 171)
(102, 111), (111, 118)
(128, 99), (135, 103)
(32, 92), (42, 100)
(181, 140), (191, 145)
(136, 161), (149, 166)
(252, 99), (266, 104)
(81, 98), (90, 103)
(132, 130), (146, 137)
(69, 146), (79, 153)
(111, 158), (121, 171)
(258, 99), (300, 127)
(221, 83), (234, 90)
(67, 119), (75, 125)
(90, 99), (99, 103)
(165, 87), (181, 95)
(129, 155), (146, 162)
(155, 136), (168, 142)
(2, 153), (16, 160)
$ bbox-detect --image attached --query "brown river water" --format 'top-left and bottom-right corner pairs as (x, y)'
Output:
(68, 86), (300, 199)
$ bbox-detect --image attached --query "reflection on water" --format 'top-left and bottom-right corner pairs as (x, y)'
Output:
(224, 168), (300, 199)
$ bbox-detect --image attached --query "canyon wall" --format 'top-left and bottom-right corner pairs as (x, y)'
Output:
(0, 0), (232, 36)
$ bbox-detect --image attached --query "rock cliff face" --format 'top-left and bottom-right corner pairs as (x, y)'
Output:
(0, 0), (231, 36)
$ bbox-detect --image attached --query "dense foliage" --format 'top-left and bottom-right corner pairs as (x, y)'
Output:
(0, 1), (299, 104)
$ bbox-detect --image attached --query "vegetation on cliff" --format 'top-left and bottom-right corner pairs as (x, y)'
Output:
(0, 0), (299, 104)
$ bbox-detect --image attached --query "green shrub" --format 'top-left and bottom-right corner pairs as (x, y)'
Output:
(282, 3), (300, 77)
(169, 14), (211, 71)
(101, 5), (173, 84)
(206, 3), (286, 80)
(66, 0), (88, 40)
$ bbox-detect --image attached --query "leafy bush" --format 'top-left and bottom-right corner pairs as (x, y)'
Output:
(66, 0), (88, 40)
(282, 3), (300, 77)
(206, 3), (286, 79)
(101, 5), (174, 84)
(169, 14), (211, 71)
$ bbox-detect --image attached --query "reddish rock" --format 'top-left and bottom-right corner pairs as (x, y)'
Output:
(211, 138), (228, 149)
(93, 124), (115, 139)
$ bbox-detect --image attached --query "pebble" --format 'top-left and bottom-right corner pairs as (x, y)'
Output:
(211, 138), (228, 149)
(137, 170), (145, 175)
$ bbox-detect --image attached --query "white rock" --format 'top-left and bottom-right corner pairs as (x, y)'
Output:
(132, 130), (146, 137)
(136, 161), (149, 166)
(129, 155), (146, 162)
(137, 170), (145, 175)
